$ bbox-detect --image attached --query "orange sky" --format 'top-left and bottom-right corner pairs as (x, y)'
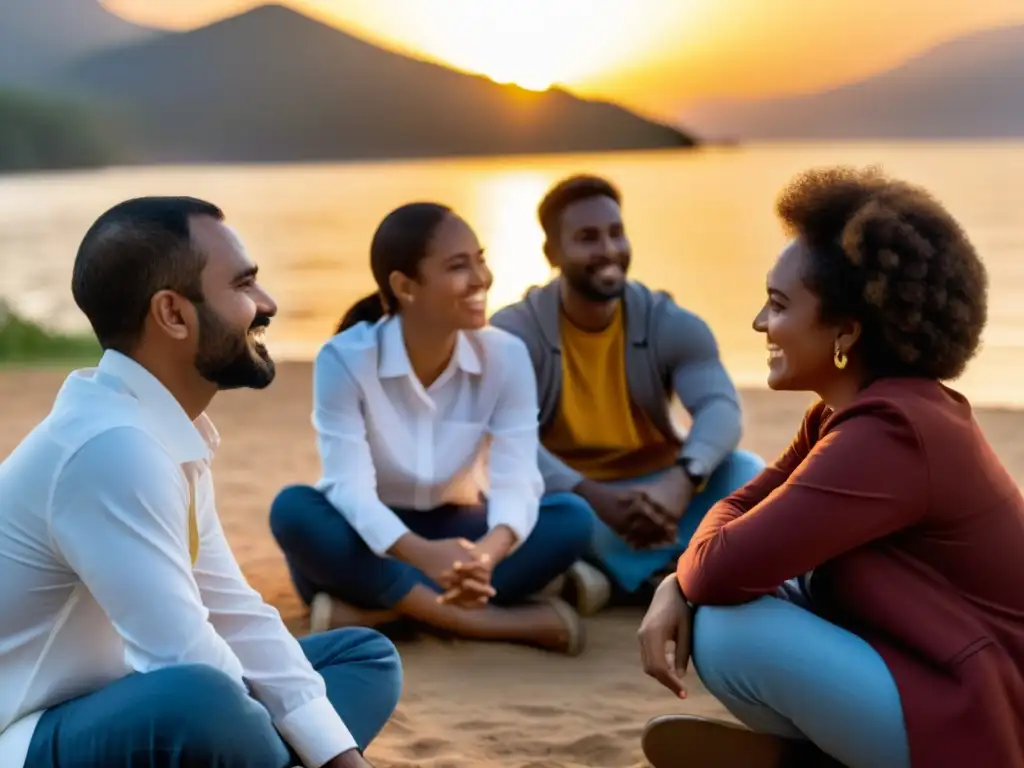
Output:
(106, 0), (1024, 118)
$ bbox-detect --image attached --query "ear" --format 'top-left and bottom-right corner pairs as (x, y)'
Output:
(542, 239), (558, 268)
(387, 270), (416, 308)
(149, 290), (196, 342)
(835, 318), (862, 357)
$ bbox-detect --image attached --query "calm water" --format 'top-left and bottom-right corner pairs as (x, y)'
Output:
(1, 142), (1022, 406)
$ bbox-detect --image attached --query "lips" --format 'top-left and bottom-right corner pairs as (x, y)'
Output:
(248, 325), (268, 346)
(766, 343), (783, 362)
(592, 263), (624, 282)
(463, 290), (487, 313)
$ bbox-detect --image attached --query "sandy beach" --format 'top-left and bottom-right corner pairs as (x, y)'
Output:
(2, 362), (1021, 768)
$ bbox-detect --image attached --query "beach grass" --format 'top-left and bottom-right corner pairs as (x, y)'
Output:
(0, 302), (99, 368)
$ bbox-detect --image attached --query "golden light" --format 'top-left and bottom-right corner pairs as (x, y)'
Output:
(307, 0), (684, 95)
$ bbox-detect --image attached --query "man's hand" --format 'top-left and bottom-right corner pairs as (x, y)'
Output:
(575, 480), (674, 548)
(323, 747), (374, 768)
(633, 466), (695, 542)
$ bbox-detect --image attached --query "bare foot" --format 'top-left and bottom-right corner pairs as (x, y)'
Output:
(309, 593), (400, 634)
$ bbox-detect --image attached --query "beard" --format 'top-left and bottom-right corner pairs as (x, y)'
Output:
(194, 304), (276, 391)
(563, 263), (628, 302)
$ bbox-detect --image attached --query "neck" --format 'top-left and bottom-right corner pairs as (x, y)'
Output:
(817, 370), (866, 412)
(130, 346), (217, 421)
(559, 281), (619, 332)
(401, 316), (457, 389)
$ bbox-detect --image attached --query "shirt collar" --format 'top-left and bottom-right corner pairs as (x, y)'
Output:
(377, 314), (482, 380)
(93, 350), (216, 464)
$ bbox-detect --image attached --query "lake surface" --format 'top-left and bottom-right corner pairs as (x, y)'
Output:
(1, 142), (1022, 406)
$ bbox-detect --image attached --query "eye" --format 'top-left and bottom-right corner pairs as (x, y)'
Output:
(768, 298), (785, 312)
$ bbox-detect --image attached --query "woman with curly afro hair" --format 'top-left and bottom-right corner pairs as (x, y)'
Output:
(637, 166), (1024, 768)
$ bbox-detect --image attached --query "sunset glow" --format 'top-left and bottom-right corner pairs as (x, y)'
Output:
(105, 0), (1024, 118)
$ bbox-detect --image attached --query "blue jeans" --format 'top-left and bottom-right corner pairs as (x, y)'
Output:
(270, 487), (594, 608)
(25, 627), (402, 768)
(693, 591), (911, 768)
(588, 450), (766, 593)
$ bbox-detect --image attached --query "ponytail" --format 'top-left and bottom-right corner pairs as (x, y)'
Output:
(335, 292), (387, 334)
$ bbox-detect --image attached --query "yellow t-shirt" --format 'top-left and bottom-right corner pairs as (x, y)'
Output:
(542, 304), (679, 482)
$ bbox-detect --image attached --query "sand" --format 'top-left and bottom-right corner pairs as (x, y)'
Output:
(2, 363), (1022, 768)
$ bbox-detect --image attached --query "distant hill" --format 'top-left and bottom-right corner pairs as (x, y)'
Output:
(680, 24), (1024, 140)
(0, 88), (117, 172)
(0, 0), (154, 87)
(47, 4), (695, 164)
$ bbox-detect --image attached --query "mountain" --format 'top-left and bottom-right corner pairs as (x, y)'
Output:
(48, 4), (695, 164)
(0, 0), (155, 87)
(680, 24), (1024, 140)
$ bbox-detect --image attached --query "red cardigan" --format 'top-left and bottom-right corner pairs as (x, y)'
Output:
(678, 379), (1024, 767)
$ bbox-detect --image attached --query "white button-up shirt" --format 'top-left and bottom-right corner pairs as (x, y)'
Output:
(0, 351), (354, 768)
(313, 316), (543, 556)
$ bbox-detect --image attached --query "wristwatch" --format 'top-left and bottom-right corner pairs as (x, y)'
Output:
(676, 457), (709, 494)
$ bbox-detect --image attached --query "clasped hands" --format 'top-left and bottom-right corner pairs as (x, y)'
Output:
(578, 467), (694, 550)
(393, 526), (516, 608)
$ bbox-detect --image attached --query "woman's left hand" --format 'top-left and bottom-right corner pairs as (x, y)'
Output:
(637, 575), (692, 698)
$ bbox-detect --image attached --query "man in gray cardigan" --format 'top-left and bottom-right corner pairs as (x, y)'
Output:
(490, 174), (764, 601)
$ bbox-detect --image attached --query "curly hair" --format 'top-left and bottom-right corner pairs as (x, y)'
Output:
(776, 165), (988, 381)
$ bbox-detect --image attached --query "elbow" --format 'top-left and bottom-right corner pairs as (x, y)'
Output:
(676, 543), (751, 607)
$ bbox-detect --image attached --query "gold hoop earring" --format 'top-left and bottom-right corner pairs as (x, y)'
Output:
(834, 347), (848, 370)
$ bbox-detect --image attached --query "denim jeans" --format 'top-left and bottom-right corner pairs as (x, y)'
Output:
(693, 591), (911, 768)
(270, 487), (594, 608)
(26, 627), (402, 767)
(588, 449), (766, 593)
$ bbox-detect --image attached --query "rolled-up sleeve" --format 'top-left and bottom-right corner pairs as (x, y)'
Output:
(486, 337), (543, 546)
(193, 473), (356, 765)
(313, 345), (409, 556)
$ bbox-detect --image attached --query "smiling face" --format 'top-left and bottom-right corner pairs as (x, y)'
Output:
(753, 240), (846, 392)
(189, 216), (278, 390)
(393, 212), (492, 332)
(548, 195), (631, 302)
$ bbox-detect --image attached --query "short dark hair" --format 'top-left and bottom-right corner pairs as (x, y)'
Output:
(776, 166), (987, 381)
(537, 174), (621, 243)
(335, 202), (452, 334)
(71, 196), (224, 353)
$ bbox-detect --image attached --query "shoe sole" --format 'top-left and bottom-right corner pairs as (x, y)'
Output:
(566, 561), (611, 616)
(642, 715), (795, 768)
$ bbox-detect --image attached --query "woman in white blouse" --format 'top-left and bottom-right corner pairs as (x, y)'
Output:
(271, 202), (596, 654)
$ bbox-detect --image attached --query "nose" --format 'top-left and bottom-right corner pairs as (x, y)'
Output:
(471, 259), (492, 290)
(752, 303), (768, 333)
(256, 285), (278, 318)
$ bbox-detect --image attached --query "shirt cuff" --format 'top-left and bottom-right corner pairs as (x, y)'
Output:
(487, 496), (538, 552)
(356, 505), (411, 557)
(275, 695), (357, 767)
(325, 486), (410, 557)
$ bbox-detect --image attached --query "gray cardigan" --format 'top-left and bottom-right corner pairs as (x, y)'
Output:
(489, 278), (743, 493)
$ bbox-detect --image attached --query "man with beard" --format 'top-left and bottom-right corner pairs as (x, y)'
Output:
(490, 175), (764, 606)
(0, 197), (401, 768)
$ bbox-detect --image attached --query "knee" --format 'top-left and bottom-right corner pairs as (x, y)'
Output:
(692, 598), (776, 692)
(151, 665), (284, 760)
(330, 627), (404, 712)
(543, 492), (595, 550)
(269, 485), (321, 545)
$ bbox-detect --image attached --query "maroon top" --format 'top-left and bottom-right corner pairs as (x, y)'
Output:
(678, 378), (1024, 767)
